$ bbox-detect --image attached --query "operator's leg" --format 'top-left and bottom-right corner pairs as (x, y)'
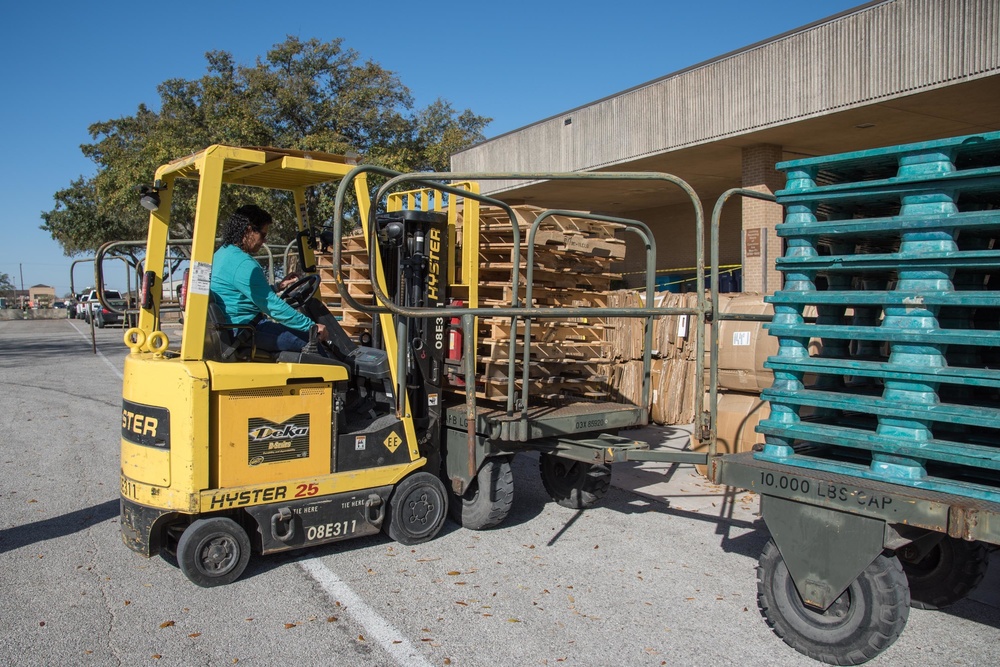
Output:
(302, 298), (356, 360)
(254, 320), (331, 357)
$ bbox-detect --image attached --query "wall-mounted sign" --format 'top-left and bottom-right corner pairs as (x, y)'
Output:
(745, 228), (762, 258)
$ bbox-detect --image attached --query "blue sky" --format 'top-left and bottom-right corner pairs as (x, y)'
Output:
(0, 0), (862, 296)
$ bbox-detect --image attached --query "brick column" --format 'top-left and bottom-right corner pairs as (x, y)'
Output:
(741, 144), (784, 294)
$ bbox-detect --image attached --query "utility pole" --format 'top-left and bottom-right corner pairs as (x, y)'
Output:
(19, 263), (24, 308)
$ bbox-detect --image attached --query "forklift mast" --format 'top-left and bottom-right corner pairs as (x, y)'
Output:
(375, 209), (450, 462)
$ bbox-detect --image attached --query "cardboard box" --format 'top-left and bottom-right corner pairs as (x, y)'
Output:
(707, 295), (824, 393)
(716, 295), (777, 393)
(692, 390), (769, 476)
(650, 358), (666, 424)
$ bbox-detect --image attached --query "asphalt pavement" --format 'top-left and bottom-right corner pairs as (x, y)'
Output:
(1, 318), (998, 666)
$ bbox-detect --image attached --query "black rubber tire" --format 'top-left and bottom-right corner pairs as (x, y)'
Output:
(898, 536), (989, 610)
(450, 457), (514, 530)
(384, 472), (448, 545)
(539, 454), (610, 509)
(756, 539), (910, 666)
(96, 313), (105, 328)
(177, 517), (252, 588)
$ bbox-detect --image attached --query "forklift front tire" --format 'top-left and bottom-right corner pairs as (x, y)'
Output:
(756, 539), (909, 666)
(177, 517), (252, 588)
(384, 472), (448, 546)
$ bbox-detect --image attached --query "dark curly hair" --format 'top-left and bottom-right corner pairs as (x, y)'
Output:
(220, 204), (272, 249)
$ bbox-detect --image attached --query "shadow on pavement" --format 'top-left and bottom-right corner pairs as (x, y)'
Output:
(0, 498), (120, 554)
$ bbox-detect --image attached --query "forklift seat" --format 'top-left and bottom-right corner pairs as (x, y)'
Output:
(205, 297), (269, 362)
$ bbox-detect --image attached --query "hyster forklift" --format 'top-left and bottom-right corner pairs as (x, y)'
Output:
(118, 145), (673, 587)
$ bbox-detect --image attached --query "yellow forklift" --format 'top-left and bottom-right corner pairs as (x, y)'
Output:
(118, 145), (665, 586)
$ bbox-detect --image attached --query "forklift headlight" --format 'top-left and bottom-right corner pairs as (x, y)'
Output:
(136, 182), (164, 212)
(140, 191), (160, 212)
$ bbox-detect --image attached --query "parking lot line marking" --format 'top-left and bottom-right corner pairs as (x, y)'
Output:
(69, 321), (123, 379)
(300, 558), (434, 667)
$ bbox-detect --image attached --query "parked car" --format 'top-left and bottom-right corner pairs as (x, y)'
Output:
(82, 289), (130, 328)
(74, 292), (91, 320)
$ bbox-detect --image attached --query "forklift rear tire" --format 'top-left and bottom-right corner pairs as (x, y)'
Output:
(450, 457), (514, 530)
(177, 517), (252, 588)
(384, 472), (448, 545)
(539, 454), (610, 510)
(898, 536), (989, 610)
(756, 539), (909, 666)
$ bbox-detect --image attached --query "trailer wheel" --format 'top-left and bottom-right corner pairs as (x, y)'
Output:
(177, 517), (251, 588)
(384, 472), (448, 545)
(539, 454), (610, 510)
(898, 536), (989, 610)
(450, 457), (514, 530)
(756, 539), (909, 666)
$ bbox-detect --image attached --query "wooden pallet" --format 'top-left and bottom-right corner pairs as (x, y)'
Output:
(314, 206), (626, 406)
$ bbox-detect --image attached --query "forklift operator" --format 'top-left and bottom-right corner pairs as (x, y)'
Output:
(210, 204), (331, 355)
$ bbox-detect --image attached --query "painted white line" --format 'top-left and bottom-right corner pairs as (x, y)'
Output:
(299, 558), (434, 667)
(69, 321), (124, 379)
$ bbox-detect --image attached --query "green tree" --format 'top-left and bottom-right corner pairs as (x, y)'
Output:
(42, 36), (490, 258)
(0, 271), (15, 295)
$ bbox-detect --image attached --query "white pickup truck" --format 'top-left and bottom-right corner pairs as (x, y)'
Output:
(80, 289), (131, 328)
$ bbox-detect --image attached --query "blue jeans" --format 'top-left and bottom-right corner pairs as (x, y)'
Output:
(254, 320), (328, 357)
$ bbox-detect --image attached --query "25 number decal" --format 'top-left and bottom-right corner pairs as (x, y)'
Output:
(295, 483), (319, 498)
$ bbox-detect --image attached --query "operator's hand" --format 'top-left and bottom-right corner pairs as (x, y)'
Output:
(278, 272), (300, 290)
(315, 322), (331, 344)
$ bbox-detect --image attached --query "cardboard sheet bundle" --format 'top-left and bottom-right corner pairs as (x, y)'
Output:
(605, 290), (703, 424)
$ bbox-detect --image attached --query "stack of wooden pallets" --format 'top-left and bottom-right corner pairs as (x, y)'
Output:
(314, 205), (628, 405)
(466, 205), (626, 402)
(315, 230), (373, 339)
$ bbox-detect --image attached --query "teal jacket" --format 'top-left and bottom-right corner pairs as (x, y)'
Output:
(210, 244), (313, 331)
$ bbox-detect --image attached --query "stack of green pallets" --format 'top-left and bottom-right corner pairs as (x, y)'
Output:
(756, 130), (1000, 502)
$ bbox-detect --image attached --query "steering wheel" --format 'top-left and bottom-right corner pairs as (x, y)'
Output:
(278, 273), (321, 309)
